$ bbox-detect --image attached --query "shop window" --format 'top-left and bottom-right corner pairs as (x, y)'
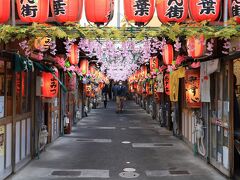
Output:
(0, 60), (13, 119)
(16, 72), (31, 114)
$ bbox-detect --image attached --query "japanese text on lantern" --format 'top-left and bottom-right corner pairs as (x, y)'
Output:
(232, 0), (240, 17)
(185, 70), (201, 108)
(53, 0), (67, 15)
(50, 77), (57, 95)
(133, 0), (151, 16)
(21, 0), (38, 17)
(166, 0), (184, 19)
(197, 0), (217, 15)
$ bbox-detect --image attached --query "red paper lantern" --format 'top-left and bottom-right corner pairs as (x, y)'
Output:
(69, 44), (79, 65)
(66, 72), (76, 91)
(156, 0), (188, 23)
(0, 0), (10, 23)
(141, 65), (147, 79)
(189, 0), (220, 22)
(17, 0), (49, 23)
(164, 73), (170, 95)
(150, 57), (159, 73)
(185, 69), (201, 108)
(51, 0), (83, 22)
(162, 44), (173, 65)
(124, 0), (155, 26)
(229, 0), (240, 23)
(85, 0), (114, 26)
(187, 35), (205, 58)
(80, 59), (89, 76)
(41, 67), (59, 98)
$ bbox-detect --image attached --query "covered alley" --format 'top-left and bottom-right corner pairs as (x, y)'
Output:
(10, 101), (226, 180)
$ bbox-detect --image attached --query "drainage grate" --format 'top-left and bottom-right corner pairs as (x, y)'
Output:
(51, 171), (81, 177)
(119, 172), (140, 178)
(169, 170), (190, 175)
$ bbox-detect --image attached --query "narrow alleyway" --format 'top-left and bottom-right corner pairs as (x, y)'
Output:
(10, 101), (226, 180)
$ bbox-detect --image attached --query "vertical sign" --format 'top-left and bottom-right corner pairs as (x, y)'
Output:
(185, 69), (201, 108)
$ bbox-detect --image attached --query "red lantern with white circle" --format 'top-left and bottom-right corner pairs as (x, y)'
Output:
(41, 67), (59, 98)
(189, 0), (221, 22)
(229, 0), (240, 24)
(80, 59), (89, 76)
(17, 0), (49, 23)
(0, 0), (10, 23)
(156, 0), (188, 23)
(187, 35), (205, 58)
(85, 0), (114, 26)
(51, 0), (83, 23)
(150, 57), (159, 73)
(69, 44), (79, 65)
(162, 44), (174, 65)
(124, 0), (155, 26)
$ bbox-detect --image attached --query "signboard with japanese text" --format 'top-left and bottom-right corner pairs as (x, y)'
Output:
(185, 69), (201, 108)
(164, 73), (170, 96)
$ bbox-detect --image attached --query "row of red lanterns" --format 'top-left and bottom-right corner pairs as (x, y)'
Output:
(0, 0), (239, 24)
(0, 0), (113, 24)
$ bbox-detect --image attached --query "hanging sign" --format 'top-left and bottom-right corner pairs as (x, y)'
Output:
(85, 84), (92, 97)
(185, 69), (201, 108)
(150, 57), (159, 73)
(34, 37), (52, 52)
(156, 73), (164, 93)
(164, 73), (170, 95)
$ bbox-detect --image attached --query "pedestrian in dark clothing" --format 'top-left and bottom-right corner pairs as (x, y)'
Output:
(112, 84), (117, 101)
(116, 81), (127, 113)
(102, 84), (108, 108)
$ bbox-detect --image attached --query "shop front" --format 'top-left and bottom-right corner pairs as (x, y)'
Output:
(0, 58), (33, 179)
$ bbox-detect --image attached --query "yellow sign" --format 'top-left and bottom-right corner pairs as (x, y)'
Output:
(0, 126), (4, 156)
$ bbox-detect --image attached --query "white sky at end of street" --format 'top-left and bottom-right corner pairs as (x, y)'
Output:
(80, 0), (160, 27)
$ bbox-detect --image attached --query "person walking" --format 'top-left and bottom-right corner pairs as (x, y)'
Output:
(112, 84), (117, 101)
(116, 81), (127, 113)
(102, 84), (109, 108)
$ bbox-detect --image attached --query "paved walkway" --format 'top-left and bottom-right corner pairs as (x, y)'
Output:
(10, 101), (226, 180)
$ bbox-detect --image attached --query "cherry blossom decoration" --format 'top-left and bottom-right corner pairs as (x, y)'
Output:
(78, 38), (155, 81)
